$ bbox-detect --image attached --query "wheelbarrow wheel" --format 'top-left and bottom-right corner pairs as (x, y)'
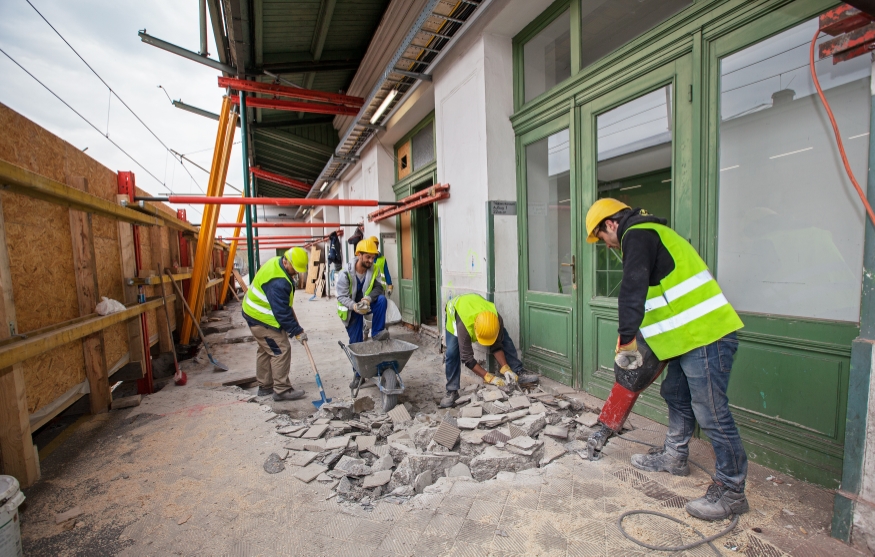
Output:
(381, 370), (399, 413)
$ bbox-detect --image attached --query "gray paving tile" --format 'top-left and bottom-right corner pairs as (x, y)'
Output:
(377, 525), (420, 555)
(456, 518), (496, 547)
(424, 512), (465, 538)
(466, 499), (504, 524)
(436, 495), (476, 517)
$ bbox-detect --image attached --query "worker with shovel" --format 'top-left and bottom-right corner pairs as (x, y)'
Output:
(585, 198), (748, 521)
(439, 293), (525, 408)
(242, 247), (310, 401)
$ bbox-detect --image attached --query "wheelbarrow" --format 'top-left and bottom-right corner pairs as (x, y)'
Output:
(338, 339), (418, 412)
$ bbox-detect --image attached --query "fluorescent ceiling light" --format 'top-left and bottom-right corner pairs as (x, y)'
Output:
(370, 89), (398, 124)
(319, 181), (328, 192)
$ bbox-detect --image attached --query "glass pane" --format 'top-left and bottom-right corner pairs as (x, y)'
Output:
(580, 0), (691, 71)
(411, 121), (434, 170)
(524, 10), (571, 103)
(717, 18), (871, 322)
(595, 85), (674, 296)
(527, 128), (572, 294)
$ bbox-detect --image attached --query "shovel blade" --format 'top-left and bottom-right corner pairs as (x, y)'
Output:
(311, 396), (332, 409)
(209, 356), (229, 371)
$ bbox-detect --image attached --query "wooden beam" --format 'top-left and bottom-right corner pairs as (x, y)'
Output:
(128, 272), (193, 286)
(124, 201), (197, 233)
(233, 269), (248, 293)
(68, 176), (111, 415)
(149, 226), (173, 353)
(0, 197), (39, 486)
(29, 380), (88, 433)
(0, 159), (160, 227)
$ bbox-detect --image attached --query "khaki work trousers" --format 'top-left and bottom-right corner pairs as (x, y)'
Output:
(250, 324), (292, 394)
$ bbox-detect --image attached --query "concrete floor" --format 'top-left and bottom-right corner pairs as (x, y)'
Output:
(18, 292), (865, 556)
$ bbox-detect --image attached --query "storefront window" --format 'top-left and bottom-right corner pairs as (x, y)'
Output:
(580, 0), (691, 71)
(595, 85), (674, 297)
(524, 10), (571, 103)
(527, 128), (572, 294)
(717, 18), (871, 322)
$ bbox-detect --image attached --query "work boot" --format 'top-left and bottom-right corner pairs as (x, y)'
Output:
(685, 481), (749, 521)
(372, 330), (390, 342)
(272, 388), (306, 402)
(631, 446), (690, 476)
(439, 390), (459, 408)
(257, 386), (273, 397)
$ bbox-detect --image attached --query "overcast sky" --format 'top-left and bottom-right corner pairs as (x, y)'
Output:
(0, 0), (245, 224)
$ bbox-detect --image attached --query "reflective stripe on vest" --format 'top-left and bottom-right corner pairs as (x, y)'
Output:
(445, 293), (497, 340)
(336, 265), (381, 322)
(242, 256), (294, 328)
(626, 223), (743, 360)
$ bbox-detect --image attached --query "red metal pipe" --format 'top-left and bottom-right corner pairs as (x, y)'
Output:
(140, 196), (387, 207)
(250, 167), (312, 193)
(369, 189), (451, 223)
(229, 95), (359, 116)
(219, 235), (324, 241)
(214, 222), (358, 228)
(368, 184), (450, 221)
(219, 77), (364, 108)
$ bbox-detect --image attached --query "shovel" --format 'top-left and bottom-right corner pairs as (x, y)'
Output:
(164, 269), (229, 371)
(158, 264), (187, 386)
(302, 339), (332, 409)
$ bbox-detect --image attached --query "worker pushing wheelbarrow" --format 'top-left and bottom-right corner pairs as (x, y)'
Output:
(339, 338), (417, 412)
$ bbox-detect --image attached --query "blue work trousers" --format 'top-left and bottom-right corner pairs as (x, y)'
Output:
(346, 295), (387, 344)
(444, 326), (523, 391)
(660, 332), (748, 492)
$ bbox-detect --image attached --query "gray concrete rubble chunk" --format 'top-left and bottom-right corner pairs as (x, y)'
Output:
(575, 412), (600, 428)
(413, 470), (434, 494)
(284, 439), (309, 451)
(505, 409), (529, 421)
(323, 451), (343, 468)
(491, 401), (510, 413)
(368, 444), (389, 458)
(432, 420), (461, 450)
(460, 430), (486, 444)
(455, 394), (473, 405)
(286, 450), (319, 467)
(557, 400), (571, 410)
(303, 439), (326, 452)
(354, 396), (375, 413)
(276, 425), (306, 435)
(313, 418), (330, 425)
(388, 442), (418, 463)
(316, 472), (334, 483)
(336, 476), (353, 494)
(356, 435), (377, 452)
(322, 401), (354, 421)
(263, 453), (285, 474)
(470, 446), (538, 481)
(387, 405), (412, 424)
(544, 425), (569, 440)
(387, 430), (411, 443)
(372, 454), (395, 472)
(512, 414), (547, 437)
(348, 420), (370, 430)
(508, 436), (541, 451)
(482, 430), (510, 445)
(407, 452), (460, 478)
(336, 455), (365, 472)
(540, 439), (567, 466)
(483, 402), (506, 415)
(302, 424), (329, 439)
(529, 402), (548, 415)
(463, 384), (479, 393)
(505, 444), (536, 456)
(508, 423), (527, 439)
(324, 436), (351, 451)
(294, 463), (327, 483)
(329, 420), (348, 429)
(387, 460), (414, 492)
(479, 414), (506, 428)
(482, 390), (505, 402)
(461, 406), (482, 418)
(508, 395), (531, 409)
(362, 469), (393, 488)
(447, 463), (473, 479)
(413, 426), (437, 451)
(457, 418), (481, 430)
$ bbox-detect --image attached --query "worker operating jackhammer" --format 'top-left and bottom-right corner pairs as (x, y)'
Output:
(439, 293), (527, 408)
(241, 247), (309, 402)
(584, 198), (749, 522)
(336, 238), (390, 390)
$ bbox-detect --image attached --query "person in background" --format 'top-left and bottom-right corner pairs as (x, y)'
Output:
(368, 236), (393, 297)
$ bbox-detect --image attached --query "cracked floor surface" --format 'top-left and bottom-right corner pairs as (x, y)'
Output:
(18, 292), (865, 556)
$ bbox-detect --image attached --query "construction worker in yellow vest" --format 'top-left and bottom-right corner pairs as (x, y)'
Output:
(586, 198), (748, 522)
(440, 293), (524, 408)
(241, 247), (309, 402)
(368, 236), (393, 296)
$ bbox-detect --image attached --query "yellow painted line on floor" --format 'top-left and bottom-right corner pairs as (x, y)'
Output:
(38, 414), (93, 461)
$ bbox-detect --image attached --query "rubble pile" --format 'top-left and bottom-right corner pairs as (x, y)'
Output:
(268, 384), (603, 505)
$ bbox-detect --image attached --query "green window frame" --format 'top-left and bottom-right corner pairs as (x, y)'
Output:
(394, 112), (436, 183)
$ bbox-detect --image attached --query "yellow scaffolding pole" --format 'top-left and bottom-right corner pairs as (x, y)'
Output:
(219, 203), (245, 305)
(180, 97), (238, 344)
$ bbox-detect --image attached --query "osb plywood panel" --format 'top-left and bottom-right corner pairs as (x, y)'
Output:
(22, 342), (85, 414)
(94, 237), (124, 302)
(104, 323), (128, 366)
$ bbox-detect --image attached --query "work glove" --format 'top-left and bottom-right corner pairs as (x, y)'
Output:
(615, 337), (643, 370)
(387, 285), (394, 296)
(483, 373), (506, 387)
(353, 301), (370, 315)
(294, 332), (307, 344)
(499, 365), (518, 385)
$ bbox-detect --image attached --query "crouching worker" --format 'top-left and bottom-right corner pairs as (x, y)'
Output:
(440, 293), (524, 408)
(242, 247), (309, 402)
(336, 238), (390, 388)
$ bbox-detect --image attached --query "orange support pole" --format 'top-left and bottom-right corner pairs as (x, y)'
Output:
(219, 203), (245, 305)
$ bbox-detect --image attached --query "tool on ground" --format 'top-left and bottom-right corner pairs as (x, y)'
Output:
(158, 264), (187, 386)
(339, 339), (417, 412)
(164, 269), (229, 371)
(587, 331), (666, 460)
(301, 339), (332, 409)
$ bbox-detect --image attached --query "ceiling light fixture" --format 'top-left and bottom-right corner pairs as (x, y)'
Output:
(319, 181), (328, 192)
(370, 89), (398, 124)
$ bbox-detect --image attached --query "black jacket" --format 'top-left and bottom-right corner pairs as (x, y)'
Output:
(616, 209), (675, 345)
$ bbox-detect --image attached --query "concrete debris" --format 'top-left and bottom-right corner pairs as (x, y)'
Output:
(470, 446), (539, 481)
(276, 425), (306, 435)
(356, 435), (377, 452)
(387, 430), (411, 443)
(482, 430), (510, 445)
(337, 476), (353, 494)
(413, 426), (437, 451)
(286, 451), (319, 467)
(528, 402), (547, 415)
(353, 396), (375, 413)
(387, 405), (412, 424)
(284, 439), (309, 451)
(294, 463), (327, 483)
(413, 470), (434, 494)
(372, 454), (395, 472)
(447, 462), (473, 479)
(432, 419), (461, 450)
(457, 418), (481, 430)
(508, 395), (531, 409)
(313, 418), (330, 425)
(303, 439), (326, 452)
(481, 390), (505, 402)
(461, 406), (482, 418)
(539, 439), (567, 466)
(321, 401), (354, 421)
(263, 453), (286, 474)
(543, 425), (569, 440)
(111, 395), (142, 410)
(508, 423), (527, 439)
(512, 414), (547, 437)
(325, 436), (351, 451)
(455, 394), (473, 405)
(557, 400), (571, 410)
(479, 414), (506, 428)
(575, 412), (600, 428)
(483, 402), (506, 415)
(302, 424), (329, 439)
(362, 470), (393, 488)
(368, 444), (389, 458)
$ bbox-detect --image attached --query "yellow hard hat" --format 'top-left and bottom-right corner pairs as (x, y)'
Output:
(355, 238), (379, 256)
(368, 235), (380, 246)
(284, 247), (308, 273)
(585, 198), (631, 243)
(474, 311), (500, 346)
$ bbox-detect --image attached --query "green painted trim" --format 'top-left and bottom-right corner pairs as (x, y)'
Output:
(393, 161), (437, 197)
(512, 0), (574, 112)
(393, 111), (435, 182)
(394, 170), (438, 326)
(486, 203), (494, 303)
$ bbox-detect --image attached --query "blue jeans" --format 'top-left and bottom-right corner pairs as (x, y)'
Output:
(444, 327), (523, 391)
(660, 332), (748, 492)
(346, 295), (387, 344)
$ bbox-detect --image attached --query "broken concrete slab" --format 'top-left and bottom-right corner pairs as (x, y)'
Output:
(575, 412), (600, 428)
(447, 462), (473, 479)
(528, 402), (547, 415)
(413, 426), (437, 451)
(276, 425), (306, 435)
(460, 430), (486, 444)
(508, 395), (531, 409)
(413, 470), (433, 494)
(356, 435), (377, 452)
(367, 444), (389, 458)
(461, 406), (482, 418)
(284, 439), (310, 451)
(482, 390), (505, 402)
(336, 476), (353, 494)
(388, 442), (417, 463)
(507, 436), (541, 451)
(321, 401), (354, 421)
(362, 470), (393, 488)
(286, 451), (319, 467)
(483, 402), (506, 415)
(324, 436), (351, 451)
(482, 430), (510, 445)
(294, 463), (327, 483)
(470, 446), (538, 481)
(457, 418), (481, 430)
(455, 394), (472, 405)
(543, 425), (569, 440)
(387, 430), (411, 443)
(407, 452), (460, 478)
(302, 424), (329, 439)
(387, 405), (412, 424)
(372, 454), (394, 472)
(505, 409), (529, 421)
(508, 423), (527, 439)
(302, 439), (326, 452)
(479, 414), (506, 428)
(540, 439), (567, 466)
(353, 397), (375, 413)
(512, 414), (546, 437)
(313, 418), (330, 425)
(432, 420), (461, 450)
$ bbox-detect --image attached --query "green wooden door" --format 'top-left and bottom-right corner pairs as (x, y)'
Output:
(518, 114), (578, 385)
(578, 54), (695, 422)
